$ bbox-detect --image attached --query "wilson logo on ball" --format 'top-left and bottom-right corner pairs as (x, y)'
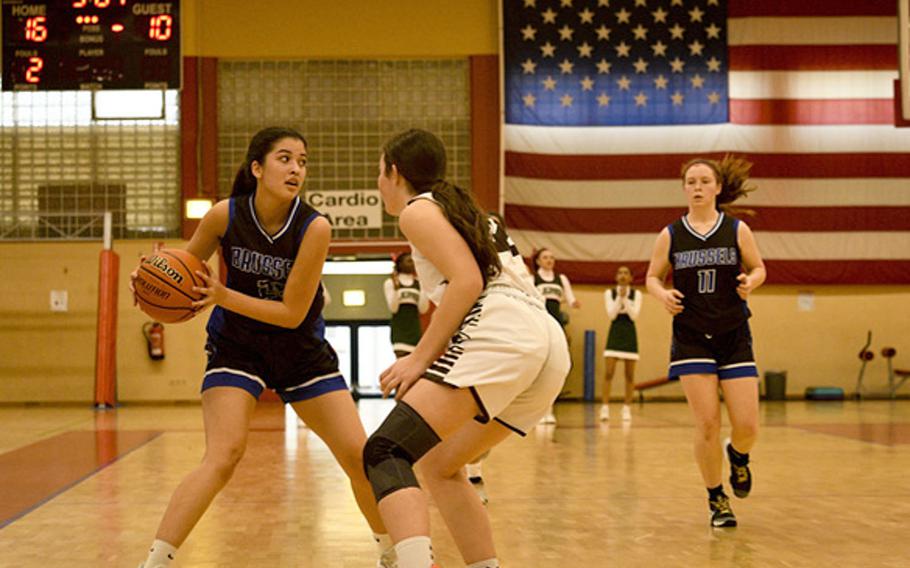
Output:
(149, 256), (185, 285)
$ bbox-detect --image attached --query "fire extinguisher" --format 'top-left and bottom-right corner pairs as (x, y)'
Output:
(142, 321), (165, 360)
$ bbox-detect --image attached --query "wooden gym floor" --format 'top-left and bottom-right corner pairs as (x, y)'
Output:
(0, 399), (908, 567)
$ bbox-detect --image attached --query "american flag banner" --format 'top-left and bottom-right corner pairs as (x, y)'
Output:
(502, 0), (910, 285)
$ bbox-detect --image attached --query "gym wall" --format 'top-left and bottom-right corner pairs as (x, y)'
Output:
(1, 0), (907, 402)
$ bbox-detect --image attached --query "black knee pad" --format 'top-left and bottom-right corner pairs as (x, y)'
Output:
(363, 401), (442, 501)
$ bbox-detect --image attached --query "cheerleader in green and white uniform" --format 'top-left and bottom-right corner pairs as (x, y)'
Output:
(384, 252), (429, 358)
(601, 266), (642, 423)
(532, 248), (580, 425)
(532, 248), (580, 327)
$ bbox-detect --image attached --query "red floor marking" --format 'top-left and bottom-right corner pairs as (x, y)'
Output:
(792, 423), (910, 446)
(0, 430), (160, 527)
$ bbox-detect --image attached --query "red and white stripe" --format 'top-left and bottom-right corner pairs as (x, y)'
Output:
(503, 0), (910, 285)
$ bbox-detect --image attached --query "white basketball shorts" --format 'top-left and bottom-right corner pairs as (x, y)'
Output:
(425, 284), (570, 435)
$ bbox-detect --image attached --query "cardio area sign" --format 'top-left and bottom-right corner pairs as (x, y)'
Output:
(304, 190), (384, 229)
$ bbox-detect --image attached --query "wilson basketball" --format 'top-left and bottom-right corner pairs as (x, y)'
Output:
(134, 249), (210, 323)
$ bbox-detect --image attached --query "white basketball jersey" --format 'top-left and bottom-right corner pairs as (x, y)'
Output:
(407, 193), (538, 305)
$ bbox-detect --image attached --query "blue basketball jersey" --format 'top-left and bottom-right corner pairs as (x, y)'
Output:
(206, 193), (326, 339)
(668, 212), (751, 334)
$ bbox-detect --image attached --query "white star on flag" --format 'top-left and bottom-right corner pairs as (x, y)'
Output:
(669, 23), (684, 39)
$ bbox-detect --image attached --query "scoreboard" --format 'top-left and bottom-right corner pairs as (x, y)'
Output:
(1, 0), (180, 91)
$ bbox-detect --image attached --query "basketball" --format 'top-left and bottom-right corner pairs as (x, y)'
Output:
(134, 249), (210, 323)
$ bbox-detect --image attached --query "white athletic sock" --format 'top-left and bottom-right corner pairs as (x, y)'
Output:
(143, 539), (177, 567)
(374, 532), (395, 563)
(374, 532), (393, 552)
(467, 559), (500, 568)
(395, 535), (433, 568)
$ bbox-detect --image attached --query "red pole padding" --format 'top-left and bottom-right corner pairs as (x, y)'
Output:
(94, 250), (120, 407)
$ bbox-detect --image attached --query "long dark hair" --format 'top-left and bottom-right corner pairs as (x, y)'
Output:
(681, 155), (756, 214)
(382, 129), (501, 285)
(231, 127), (308, 197)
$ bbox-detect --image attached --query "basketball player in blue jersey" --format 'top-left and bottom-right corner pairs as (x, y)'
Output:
(136, 127), (393, 568)
(646, 156), (766, 528)
(365, 129), (570, 568)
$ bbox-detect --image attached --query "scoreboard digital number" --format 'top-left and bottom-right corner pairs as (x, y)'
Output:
(2, 0), (180, 91)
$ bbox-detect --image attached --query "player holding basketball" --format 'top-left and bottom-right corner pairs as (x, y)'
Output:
(365, 129), (570, 568)
(135, 127), (394, 568)
(646, 156), (765, 528)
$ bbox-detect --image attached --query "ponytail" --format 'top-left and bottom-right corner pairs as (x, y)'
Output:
(231, 162), (258, 197)
(427, 180), (501, 286)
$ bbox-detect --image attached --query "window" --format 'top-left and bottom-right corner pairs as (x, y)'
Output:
(0, 81), (181, 240)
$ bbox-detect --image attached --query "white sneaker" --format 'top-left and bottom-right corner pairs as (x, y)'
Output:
(621, 405), (632, 422)
(600, 405), (610, 421)
(540, 411), (557, 425)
